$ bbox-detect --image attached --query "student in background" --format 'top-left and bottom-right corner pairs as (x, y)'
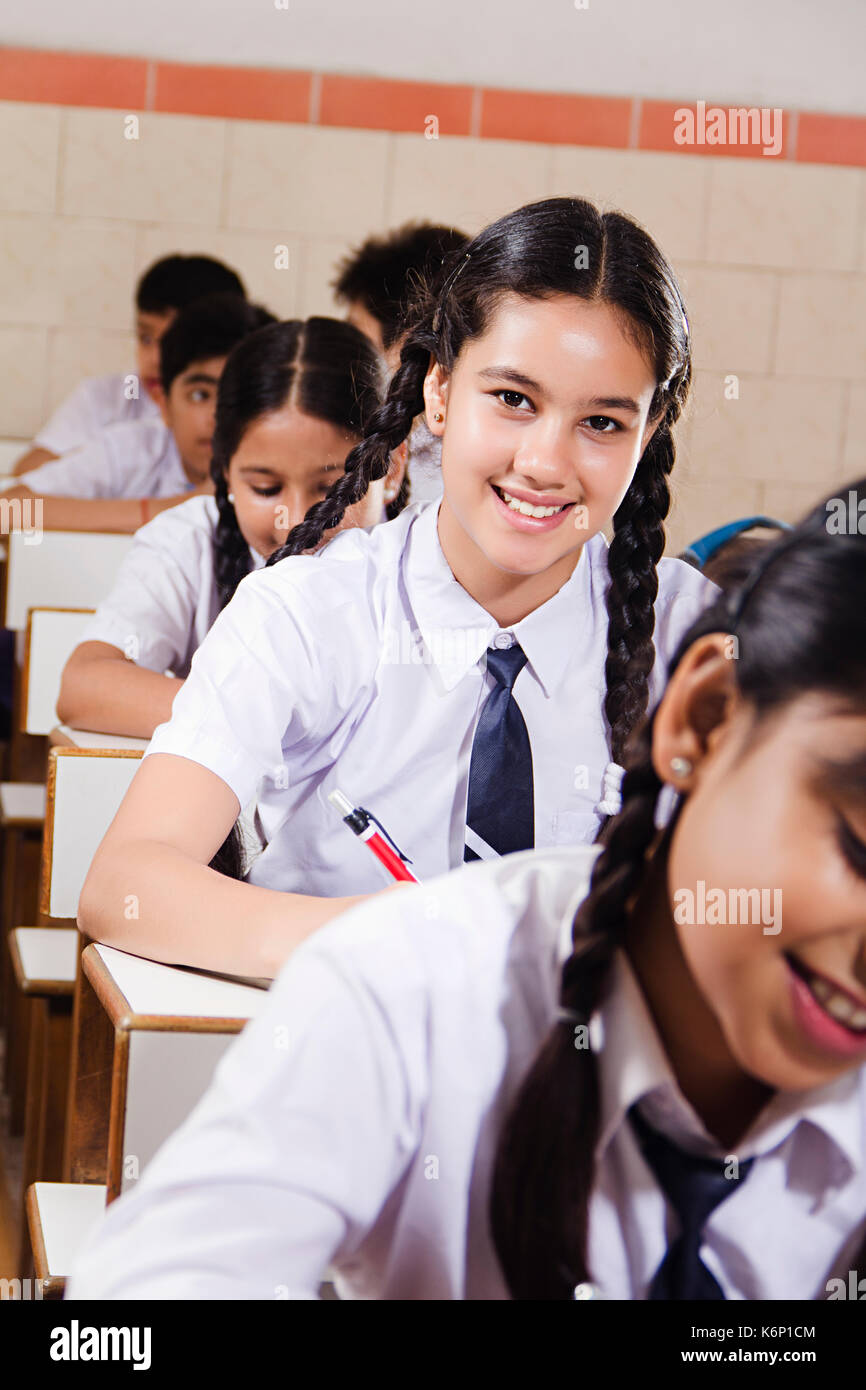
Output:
(3, 295), (274, 533)
(332, 221), (469, 503)
(58, 319), (405, 740)
(78, 196), (717, 979)
(66, 484), (866, 1300)
(12, 254), (247, 476)
(680, 515), (792, 590)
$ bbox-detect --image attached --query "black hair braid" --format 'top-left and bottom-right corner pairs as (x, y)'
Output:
(212, 468), (254, 610)
(490, 719), (664, 1299)
(266, 343), (429, 563)
(602, 423), (675, 766)
(386, 469), (411, 521)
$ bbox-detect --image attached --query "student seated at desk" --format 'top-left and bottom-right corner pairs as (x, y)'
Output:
(66, 485), (866, 1300)
(78, 197), (717, 979)
(12, 254), (247, 476)
(680, 515), (792, 590)
(57, 318), (405, 740)
(3, 294), (274, 534)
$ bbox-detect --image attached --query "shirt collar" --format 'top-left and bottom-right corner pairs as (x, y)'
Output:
(402, 500), (603, 695)
(584, 948), (864, 1188)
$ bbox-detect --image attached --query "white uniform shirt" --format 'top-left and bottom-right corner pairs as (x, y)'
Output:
(81, 495), (266, 678)
(34, 372), (160, 455)
(19, 417), (192, 499)
(146, 500), (717, 892)
(65, 844), (866, 1301)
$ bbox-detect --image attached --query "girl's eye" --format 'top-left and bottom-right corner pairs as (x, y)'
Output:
(835, 814), (866, 882)
(583, 415), (621, 434)
(251, 485), (282, 498)
(494, 390), (533, 412)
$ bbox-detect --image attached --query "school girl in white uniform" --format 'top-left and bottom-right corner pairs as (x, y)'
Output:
(58, 318), (405, 740)
(66, 486), (866, 1300)
(78, 198), (718, 979)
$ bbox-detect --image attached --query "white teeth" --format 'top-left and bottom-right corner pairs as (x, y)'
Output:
(500, 489), (565, 519)
(803, 967), (866, 1032)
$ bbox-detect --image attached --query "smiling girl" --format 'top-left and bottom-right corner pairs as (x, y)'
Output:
(78, 197), (716, 977)
(67, 481), (866, 1300)
(58, 319), (404, 739)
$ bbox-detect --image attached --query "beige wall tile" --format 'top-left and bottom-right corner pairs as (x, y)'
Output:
(0, 326), (49, 437)
(62, 110), (226, 225)
(295, 235), (354, 320)
(842, 384), (866, 478)
(677, 265), (777, 375)
(774, 274), (866, 379)
(706, 161), (861, 271)
(226, 123), (390, 238)
(0, 102), (60, 215)
(760, 479), (843, 525)
(45, 328), (137, 415)
(0, 215), (135, 328)
(388, 133), (553, 235)
(666, 476), (763, 555)
(549, 147), (710, 262)
(135, 225), (301, 319)
(680, 370), (848, 485)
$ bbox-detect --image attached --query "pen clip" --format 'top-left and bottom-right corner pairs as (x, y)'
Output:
(357, 806), (414, 866)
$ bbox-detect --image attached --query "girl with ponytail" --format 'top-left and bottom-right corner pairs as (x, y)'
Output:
(59, 317), (399, 739)
(79, 196), (714, 977)
(69, 480), (866, 1301)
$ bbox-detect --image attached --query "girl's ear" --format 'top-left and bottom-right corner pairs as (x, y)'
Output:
(422, 361), (449, 437)
(651, 633), (742, 792)
(151, 381), (168, 423)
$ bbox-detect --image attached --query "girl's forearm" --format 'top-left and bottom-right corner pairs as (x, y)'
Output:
(1, 487), (195, 534)
(57, 653), (184, 739)
(78, 838), (369, 979)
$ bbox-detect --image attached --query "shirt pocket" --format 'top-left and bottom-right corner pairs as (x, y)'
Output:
(548, 809), (601, 847)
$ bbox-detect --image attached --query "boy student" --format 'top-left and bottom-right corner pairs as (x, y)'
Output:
(2, 295), (275, 535)
(12, 254), (247, 476)
(332, 221), (469, 503)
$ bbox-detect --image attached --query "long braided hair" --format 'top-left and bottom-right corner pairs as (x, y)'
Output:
(266, 198), (691, 768)
(210, 317), (392, 608)
(491, 477), (866, 1298)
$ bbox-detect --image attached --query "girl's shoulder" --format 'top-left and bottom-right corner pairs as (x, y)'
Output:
(135, 493), (219, 548)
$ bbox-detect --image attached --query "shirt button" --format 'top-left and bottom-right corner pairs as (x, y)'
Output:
(493, 631), (514, 650)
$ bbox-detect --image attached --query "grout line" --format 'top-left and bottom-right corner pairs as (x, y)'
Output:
(308, 71), (322, 125)
(628, 97), (641, 150)
(766, 271), (784, 375)
(470, 88), (482, 139)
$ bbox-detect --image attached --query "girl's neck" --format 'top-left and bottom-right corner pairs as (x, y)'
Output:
(436, 502), (583, 627)
(624, 848), (774, 1150)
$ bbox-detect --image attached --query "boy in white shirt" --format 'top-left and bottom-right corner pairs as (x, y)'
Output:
(12, 253), (247, 475)
(4, 294), (275, 535)
(332, 222), (469, 504)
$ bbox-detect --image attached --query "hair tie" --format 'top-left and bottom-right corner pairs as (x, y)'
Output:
(596, 761), (624, 817)
(431, 252), (472, 333)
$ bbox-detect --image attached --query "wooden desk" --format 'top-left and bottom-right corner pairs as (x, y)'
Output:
(49, 725), (149, 753)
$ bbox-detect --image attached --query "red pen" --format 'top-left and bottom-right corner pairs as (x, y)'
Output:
(328, 789), (419, 883)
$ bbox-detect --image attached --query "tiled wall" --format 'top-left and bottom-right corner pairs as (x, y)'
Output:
(0, 96), (864, 552)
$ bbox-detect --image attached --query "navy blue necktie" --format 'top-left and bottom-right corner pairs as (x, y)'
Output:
(629, 1104), (753, 1300)
(464, 641), (534, 862)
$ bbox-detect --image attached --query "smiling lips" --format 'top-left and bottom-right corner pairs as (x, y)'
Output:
(788, 955), (866, 1032)
(492, 483), (577, 521)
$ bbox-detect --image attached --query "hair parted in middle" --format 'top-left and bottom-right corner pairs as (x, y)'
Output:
(267, 196), (692, 767)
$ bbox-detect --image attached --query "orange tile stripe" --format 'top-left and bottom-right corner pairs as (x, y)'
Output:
(0, 47), (863, 168)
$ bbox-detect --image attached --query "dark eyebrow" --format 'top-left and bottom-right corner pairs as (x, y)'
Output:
(812, 751), (866, 805)
(476, 366), (641, 414)
(237, 462), (344, 477)
(181, 372), (220, 387)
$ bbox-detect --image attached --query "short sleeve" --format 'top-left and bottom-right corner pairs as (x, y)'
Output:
(65, 930), (421, 1300)
(654, 561), (720, 665)
(33, 378), (106, 454)
(18, 435), (116, 498)
(80, 509), (208, 674)
(145, 562), (373, 810)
